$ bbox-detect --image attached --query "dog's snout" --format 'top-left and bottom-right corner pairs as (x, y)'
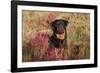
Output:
(55, 24), (64, 34)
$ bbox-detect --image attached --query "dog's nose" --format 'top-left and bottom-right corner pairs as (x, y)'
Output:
(56, 31), (64, 34)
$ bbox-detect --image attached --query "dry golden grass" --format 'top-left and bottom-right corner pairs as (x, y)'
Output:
(22, 10), (90, 62)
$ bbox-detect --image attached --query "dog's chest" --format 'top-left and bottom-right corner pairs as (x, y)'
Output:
(49, 36), (67, 49)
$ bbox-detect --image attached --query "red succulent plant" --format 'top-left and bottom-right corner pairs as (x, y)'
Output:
(29, 32), (49, 61)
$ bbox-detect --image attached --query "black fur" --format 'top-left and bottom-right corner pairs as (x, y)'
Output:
(49, 19), (68, 49)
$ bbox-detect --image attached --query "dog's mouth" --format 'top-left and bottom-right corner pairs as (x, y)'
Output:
(55, 31), (65, 40)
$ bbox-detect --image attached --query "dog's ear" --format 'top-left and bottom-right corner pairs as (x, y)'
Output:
(63, 20), (69, 27)
(50, 20), (55, 30)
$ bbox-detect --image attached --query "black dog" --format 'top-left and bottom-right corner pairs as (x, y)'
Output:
(49, 19), (69, 49)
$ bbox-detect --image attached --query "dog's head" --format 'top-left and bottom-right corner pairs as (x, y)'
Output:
(50, 19), (69, 40)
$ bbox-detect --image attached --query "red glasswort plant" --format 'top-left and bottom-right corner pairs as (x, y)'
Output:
(30, 32), (49, 61)
(45, 48), (64, 61)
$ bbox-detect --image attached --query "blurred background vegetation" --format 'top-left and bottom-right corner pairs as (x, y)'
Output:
(22, 10), (90, 62)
